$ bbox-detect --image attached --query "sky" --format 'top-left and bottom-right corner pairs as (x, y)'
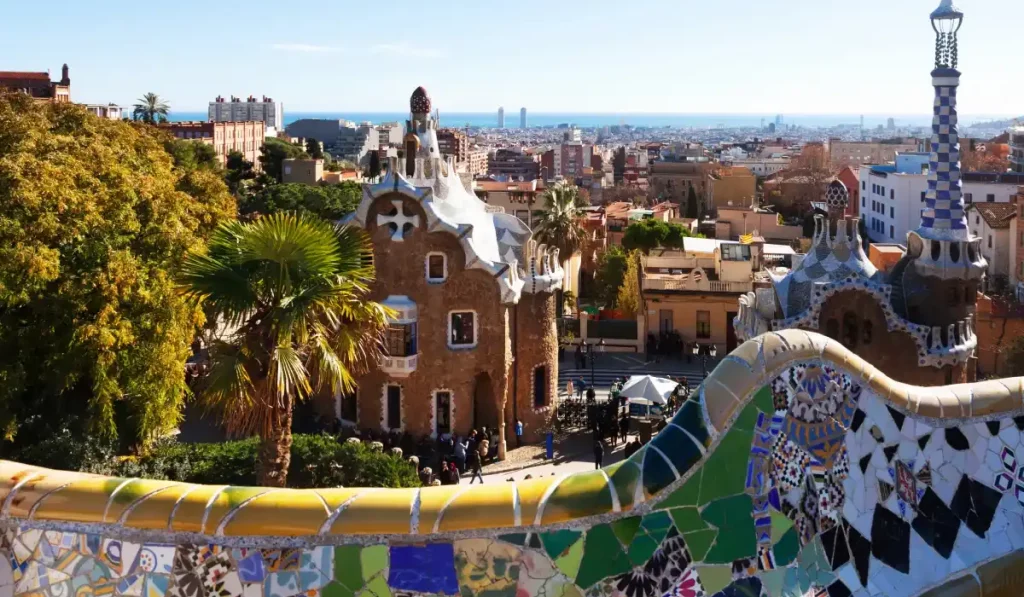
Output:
(1, 0), (1019, 117)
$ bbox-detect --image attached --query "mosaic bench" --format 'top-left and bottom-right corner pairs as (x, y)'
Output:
(2, 329), (1023, 597)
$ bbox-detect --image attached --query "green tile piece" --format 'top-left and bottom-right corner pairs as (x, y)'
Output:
(639, 511), (673, 545)
(696, 426), (753, 506)
(683, 529), (717, 562)
(607, 460), (641, 510)
(772, 528), (799, 567)
(540, 529), (582, 560)
(658, 467), (702, 509)
(575, 524), (632, 589)
(611, 517), (641, 546)
(627, 535), (659, 565)
(732, 400), (761, 431)
(322, 581), (355, 597)
(669, 507), (708, 533)
(554, 539), (584, 581)
(769, 510), (793, 544)
(752, 386), (774, 415)
(700, 494), (755, 564)
(759, 569), (787, 597)
(360, 546), (388, 581)
(361, 574), (390, 597)
(694, 566), (732, 595)
(333, 546), (364, 590)
(499, 533), (527, 546)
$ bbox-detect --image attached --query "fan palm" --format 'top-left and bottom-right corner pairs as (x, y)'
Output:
(534, 182), (588, 262)
(180, 213), (390, 487)
(133, 92), (170, 124)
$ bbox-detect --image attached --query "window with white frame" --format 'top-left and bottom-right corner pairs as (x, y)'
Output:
(449, 311), (477, 348)
(426, 252), (447, 283)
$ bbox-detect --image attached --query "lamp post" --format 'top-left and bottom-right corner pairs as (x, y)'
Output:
(692, 343), (719, 380)
(589, 339), (605, 386)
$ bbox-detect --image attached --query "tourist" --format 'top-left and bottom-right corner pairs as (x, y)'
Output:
(467, 449), (484, 484)
(586, 386), (596, 403)
(454, 436), (467, 472)
(515, 419), (524, 447)
(620, 413), (630, 443)
(566, 380), (574, 400)
(593, 437), (605, 470)
(576, 378), (586, 400)
(448, 461), (460, 485)
(477, 435), (490, 465)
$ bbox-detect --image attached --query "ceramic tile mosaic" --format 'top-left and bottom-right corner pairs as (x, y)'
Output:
(1, 331), (1024, 597)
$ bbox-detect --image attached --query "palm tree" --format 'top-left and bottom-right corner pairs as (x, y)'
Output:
(133, 93), (170, 124)
(180, 213), (390, 487)
(534, 182), (588, 264)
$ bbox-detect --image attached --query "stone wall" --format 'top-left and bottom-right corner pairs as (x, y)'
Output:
(509, 293), (558, 443)
(3, 330), (1024, 597)
(354, 194), (512, 437)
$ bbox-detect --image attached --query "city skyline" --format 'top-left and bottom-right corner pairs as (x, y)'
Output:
(2, 0), (1020, 117)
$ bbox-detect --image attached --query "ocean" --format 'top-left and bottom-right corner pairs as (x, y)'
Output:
(165, 111), (997, 130)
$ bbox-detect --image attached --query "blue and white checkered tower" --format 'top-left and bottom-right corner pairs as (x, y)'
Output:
(909, 0), (986, 280)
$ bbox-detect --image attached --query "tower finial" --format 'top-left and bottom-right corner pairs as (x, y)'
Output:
(930, 0), (963, 70)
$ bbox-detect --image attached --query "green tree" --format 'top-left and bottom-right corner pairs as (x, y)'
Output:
(616, 250), (642, 317)
(686, 185), (699, 219)
(225, 150), (256, 196)
(535, 182), (588, 264)
(305, 138), (324, 160)
(260, 137), (308, 182)
(132, 92), (170, 124)
(623, 218), (669, 253)
(241, 181), (362, 220)
(179, 213), (390, 487)
(594, 246), (629, 308)
(164, 139), (219, 170)
(0, 93), (235, 449)
(368, 151), (382, 179)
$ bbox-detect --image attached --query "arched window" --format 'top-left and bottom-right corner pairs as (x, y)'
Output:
(842, 313), (859, 349)
(825, 318), (839, 340)
(862, 320), (873, 345)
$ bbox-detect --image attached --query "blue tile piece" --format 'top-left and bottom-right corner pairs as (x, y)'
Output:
(388, 544), (459, 595)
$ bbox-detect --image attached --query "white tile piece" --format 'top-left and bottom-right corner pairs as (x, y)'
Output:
(999, 424), (1020, 447)
(914, 420), (934, 439)
(861, 396), (900, 442)
(897, 440), (918, 462)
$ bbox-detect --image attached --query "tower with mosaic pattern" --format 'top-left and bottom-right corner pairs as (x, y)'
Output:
(886, 0), (986, 382)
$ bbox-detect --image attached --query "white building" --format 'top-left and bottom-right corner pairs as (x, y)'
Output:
(966, 202), (1015, 284)
(209, 95), (284, 130)
(857, 154), (1024, 244)
(520, 107), (527, 129)
(727, 157), (791, 176)
(377, 122), (403, 148)
(1010, 125), (1024, 174)
(83, 104), (122, 120)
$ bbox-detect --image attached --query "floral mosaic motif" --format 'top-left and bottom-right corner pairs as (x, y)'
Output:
(993, 446), (1024, 506)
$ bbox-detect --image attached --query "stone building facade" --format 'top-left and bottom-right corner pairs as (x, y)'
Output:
(339, 87), (562, 454)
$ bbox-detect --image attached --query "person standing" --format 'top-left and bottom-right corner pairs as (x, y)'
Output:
(454, 436), (467, 472)
(620, 413), (630, 444)
(467, 448), (484, 484)
(593, 437), (605, 470)
(515, 419), (524, 448)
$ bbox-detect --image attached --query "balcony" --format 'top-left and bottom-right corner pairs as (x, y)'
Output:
(643, 277), (752, 294)
(380, 296), (418, 378)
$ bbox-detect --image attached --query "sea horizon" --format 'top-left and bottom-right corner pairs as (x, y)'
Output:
(165, 111), (1014, 130)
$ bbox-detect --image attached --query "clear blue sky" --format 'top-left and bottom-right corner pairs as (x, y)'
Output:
(1, 0), (1017, 117)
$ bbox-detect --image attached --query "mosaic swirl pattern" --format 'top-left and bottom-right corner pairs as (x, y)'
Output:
(1, 330), (1024, 597)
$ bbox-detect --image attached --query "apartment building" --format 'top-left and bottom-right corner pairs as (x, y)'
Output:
(160, 120), (265, 169)
(209, 95), (284, 130)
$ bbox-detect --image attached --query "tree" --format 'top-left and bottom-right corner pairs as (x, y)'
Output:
(612, 146), (626, 183)
(616, 250), (642, 317)
(622, 219), (696, 254)
(305, 138), (325, 160)
(240, 181), (362, 220)
(0, 93), (235, 450)
(535, 182), (588, 263)
(132, 92), (170, 124)
(179, 213), (390, 487)
(594, 246), (629, 308)
(225, 150), (256, 196)
(165, 139), (219, 170)
(368, 151), (382, 179)
(260, 137), (309, 182)
(686, 185), (699, 219)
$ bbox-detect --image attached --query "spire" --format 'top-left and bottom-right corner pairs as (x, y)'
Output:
(917, 1), (967, 242)
(410, 86), (430, 115)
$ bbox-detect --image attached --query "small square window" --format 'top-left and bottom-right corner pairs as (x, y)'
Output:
(426, 253), (447, 282)
(987, 194), (995, 203)
(449, 311), (477, 348)
(965, 193), (973, 203)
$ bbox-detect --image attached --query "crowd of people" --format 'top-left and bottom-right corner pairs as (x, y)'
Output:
(418, 427), (502, 486)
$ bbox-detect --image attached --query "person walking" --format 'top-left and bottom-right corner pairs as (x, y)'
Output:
(593, 437), (605, 470)
(467, 449), (484, 484)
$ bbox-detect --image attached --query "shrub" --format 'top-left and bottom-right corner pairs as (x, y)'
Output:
(10, 433), (420, 489)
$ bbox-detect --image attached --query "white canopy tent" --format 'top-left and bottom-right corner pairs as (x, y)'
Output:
(618, 375), (679, 405)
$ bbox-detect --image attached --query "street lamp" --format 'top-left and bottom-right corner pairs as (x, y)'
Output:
(589, 338), (606, 386)
(693, 343), (719, 380)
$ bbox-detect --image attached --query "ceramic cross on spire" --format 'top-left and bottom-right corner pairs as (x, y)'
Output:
(917, 0), (968, 242)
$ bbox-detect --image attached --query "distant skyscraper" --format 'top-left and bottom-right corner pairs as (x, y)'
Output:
(774, 114), (783, 126)
(498, 107), (505, 128)
(860, 115), (864, 129)
(887, 117), (896, 130)
(520, 107), (527, 129)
